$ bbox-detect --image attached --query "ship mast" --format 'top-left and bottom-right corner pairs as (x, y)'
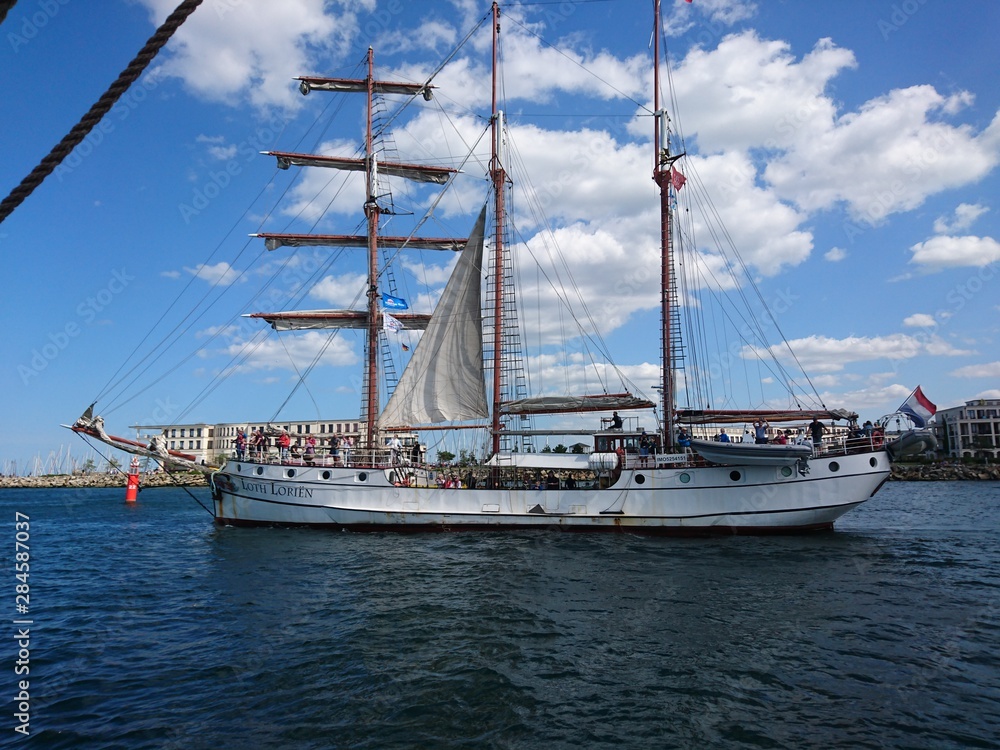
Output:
(489, 1), (505, 457)
(363, 47), (381, 450)
(652, 0), (678, 447)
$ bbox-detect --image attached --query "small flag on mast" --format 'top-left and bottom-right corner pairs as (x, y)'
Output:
(382, 293), (409, 310)
(897, 386), (936, 428)
(670, 166), (686, 191)
(382, 312), (403, 334)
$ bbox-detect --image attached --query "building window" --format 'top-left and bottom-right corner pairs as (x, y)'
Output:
(208, 441), (213, 449)
(171, 429), (177, 438)
(170, 441), (175, 449)
(196, 440), (201, 449)
(305, 425), (310, 434)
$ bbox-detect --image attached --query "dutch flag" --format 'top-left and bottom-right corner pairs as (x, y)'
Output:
(898, 386), (937, 428)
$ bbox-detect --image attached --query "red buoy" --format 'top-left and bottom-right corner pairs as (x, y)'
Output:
(125, 456), (140, 502)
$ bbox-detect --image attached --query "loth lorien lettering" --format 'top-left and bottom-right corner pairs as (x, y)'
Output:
(238, 478), (313, 499)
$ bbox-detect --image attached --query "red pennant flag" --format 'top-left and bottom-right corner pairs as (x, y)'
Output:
(671, 166), (686, 191)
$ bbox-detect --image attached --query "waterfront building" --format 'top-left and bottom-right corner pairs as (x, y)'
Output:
(933, 398), (1000, 460)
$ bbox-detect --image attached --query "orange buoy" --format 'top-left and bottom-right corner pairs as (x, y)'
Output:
(125, 456), (140, 502)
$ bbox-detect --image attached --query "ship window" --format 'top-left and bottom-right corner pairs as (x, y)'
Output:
(286, 469), (296, 478)
(869, 457), (878, 467)
(357, 472), (368, 482)
(635, 474), (646, 484)
(829, 461), (840, 472)
(255, 467), (264, 476)
(679, 472), (691, 484)
(781, 466), (793, 477)
(321, 470), (331, 480)
(729, 471), (742, 481)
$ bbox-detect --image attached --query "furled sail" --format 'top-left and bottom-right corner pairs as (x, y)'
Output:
(501, 394), (655, 415)
(255, 233), (467, 252)
(245, 310), (432, 331)
(380, 206), (489, 425)
(265, 151), (457, 184)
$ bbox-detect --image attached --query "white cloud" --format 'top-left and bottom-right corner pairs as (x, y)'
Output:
(309, 273), (369, 307)
(746, 333), (973, 373)
(141, 0), (372, 110)
(184, 262), (242, 286)
(909, 235), (1000, 269)
(950, 361), (1000, 378)
(933, 203), (989, 234)
(824, 247), (846, 262)
(220, 330), (358, 371)
(903, 313), (937, 328)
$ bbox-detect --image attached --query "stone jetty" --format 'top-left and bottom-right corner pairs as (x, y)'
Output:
(890, 463), (1000, 481)
(0, 472), (209, 490)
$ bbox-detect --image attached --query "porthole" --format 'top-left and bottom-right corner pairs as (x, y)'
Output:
(781, 466), (793, 477)
(635, 474), (646, 485)
(357, 472), (368, 482)
(679, 472), (691, 484)
(321, 470), (332, 480)
(255, 466), (264, 476)
(286, 469), (296, 478)
(829, 461), (840, 472)
(869, 457), (878, 468)
(235, 464), (242, 472)
(729, 470), (742, 482)
(388, 471), (396, 485)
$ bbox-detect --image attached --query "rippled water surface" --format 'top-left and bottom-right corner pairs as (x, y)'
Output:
(4, 481), (1000, 749)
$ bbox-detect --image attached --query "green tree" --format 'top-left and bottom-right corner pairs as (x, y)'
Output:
(438, 450), (455, 464)
(81, 458), (96, 474)
(553, 444), (568, 453)
(541, 445), (552, 453)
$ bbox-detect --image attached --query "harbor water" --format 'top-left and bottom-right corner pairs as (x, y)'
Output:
(4, 481), (999, 749)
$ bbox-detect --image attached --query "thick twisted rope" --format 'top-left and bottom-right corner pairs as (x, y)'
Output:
(0, 0), (203, 225)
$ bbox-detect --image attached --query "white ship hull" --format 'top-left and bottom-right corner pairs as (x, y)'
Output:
(211, 451), (890, 534)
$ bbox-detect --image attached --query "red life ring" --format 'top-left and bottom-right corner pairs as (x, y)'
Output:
(872, 429), (884, 448)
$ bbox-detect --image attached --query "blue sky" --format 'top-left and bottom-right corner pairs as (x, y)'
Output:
(2, 0), (999, 472)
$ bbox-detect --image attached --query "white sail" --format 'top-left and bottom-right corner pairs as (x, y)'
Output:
(380, 206), (489, 426)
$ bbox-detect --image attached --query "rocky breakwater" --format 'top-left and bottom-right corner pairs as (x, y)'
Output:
(890, 463), (1000, 481)
(0, 472), (209, 490)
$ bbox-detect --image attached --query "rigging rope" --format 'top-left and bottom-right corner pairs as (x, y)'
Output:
(0, 1), (17, 26)
(0, 0), (204, 225)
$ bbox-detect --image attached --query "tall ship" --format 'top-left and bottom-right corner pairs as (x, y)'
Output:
(73, 2), (927, 533)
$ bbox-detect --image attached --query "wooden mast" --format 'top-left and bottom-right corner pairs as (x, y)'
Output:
(652, 0), (676, 448)
(363, 47), (381, 451)
(489, 1), (506, 457)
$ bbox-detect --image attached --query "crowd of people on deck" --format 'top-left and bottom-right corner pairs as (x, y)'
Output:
(705, 417), (883, 451)
(230, 427), (388, 467)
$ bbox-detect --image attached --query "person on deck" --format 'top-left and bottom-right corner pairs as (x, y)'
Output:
(390, 435), (403, 465)
(278, 430), (291, 462)
(676, 427), (691, 449)
(809, 418), (827, 450)
(611, 411), (623, 430)
(753, 420), (769, 444)
(717, 429), (731, 443)
(235, 430), (246, 461)
(742, 429), (754, 444)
